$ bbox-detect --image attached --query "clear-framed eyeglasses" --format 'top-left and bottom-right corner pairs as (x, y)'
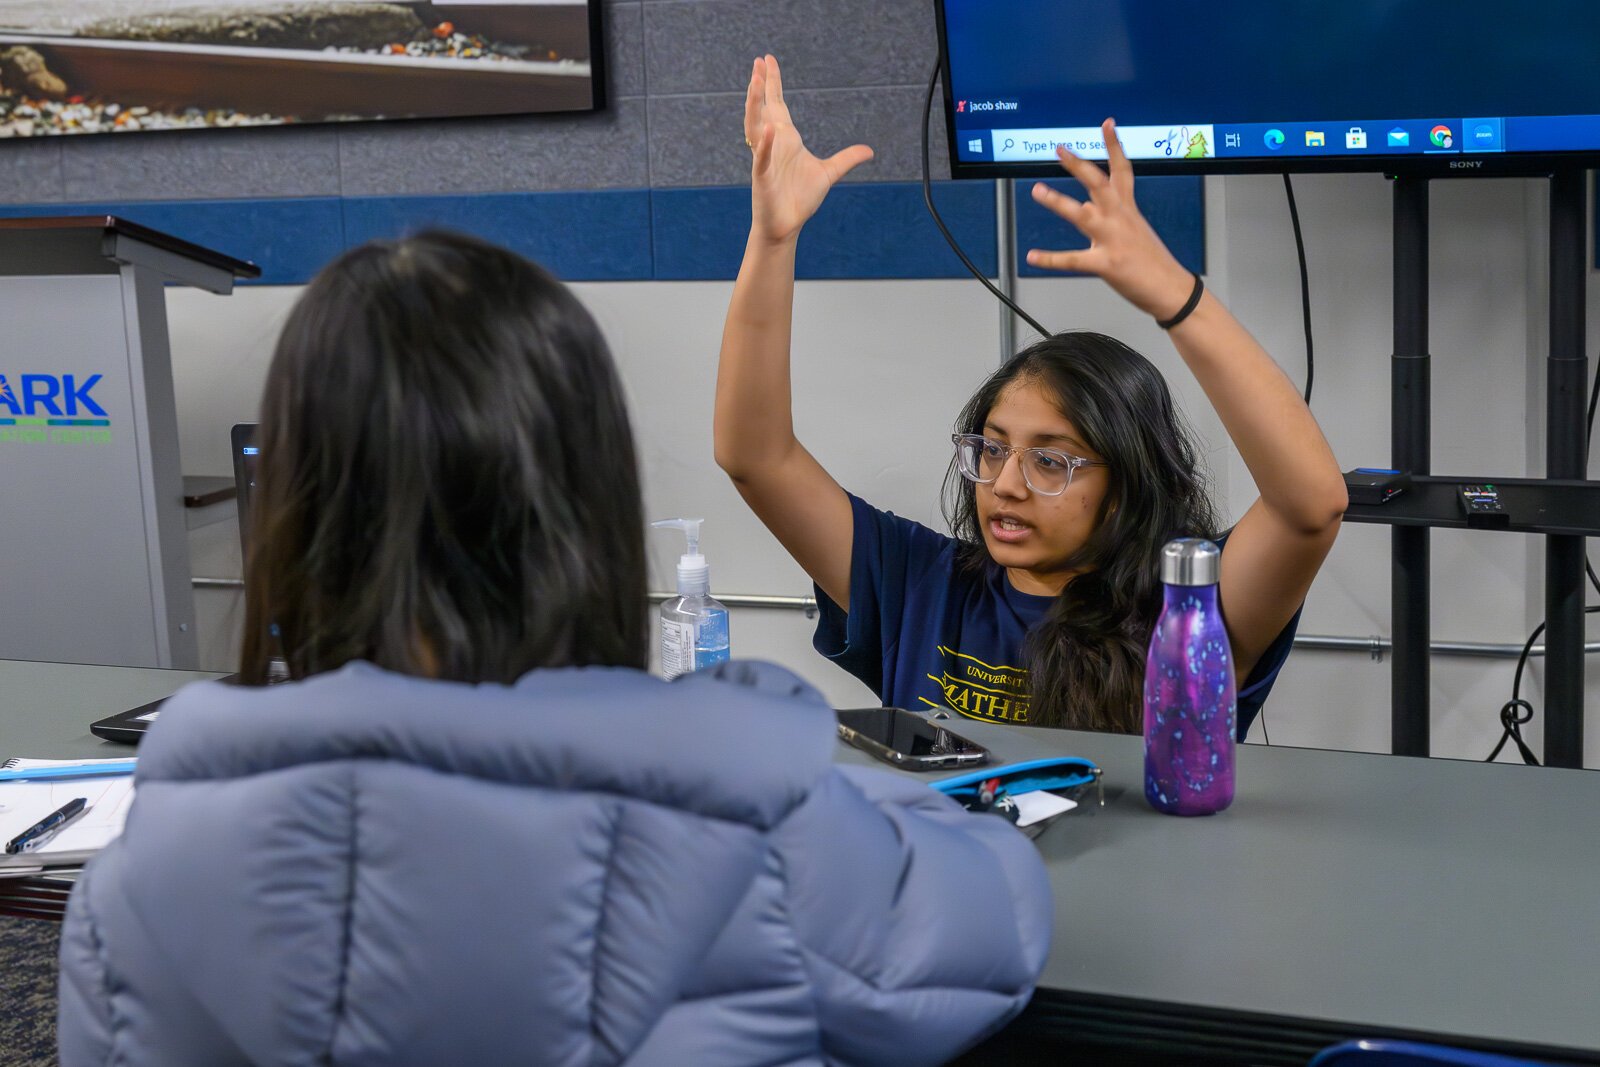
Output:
(951, 433), (1107, 496)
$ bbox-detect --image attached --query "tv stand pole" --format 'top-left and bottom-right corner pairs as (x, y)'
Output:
(1392, 176), (1430, 757)
(1546, 166), (1588, 767)
(1384, 169), (1589, 766)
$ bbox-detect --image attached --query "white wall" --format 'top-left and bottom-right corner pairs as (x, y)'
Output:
(166, 171), (1600, 765)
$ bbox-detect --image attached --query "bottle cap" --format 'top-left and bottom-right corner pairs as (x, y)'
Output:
(1160, 537), (1221, 586)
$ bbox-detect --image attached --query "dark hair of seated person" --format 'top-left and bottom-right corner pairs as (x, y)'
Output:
(240, 230), (648, 685)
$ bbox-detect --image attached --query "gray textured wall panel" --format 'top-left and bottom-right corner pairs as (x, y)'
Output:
(338, 97), (649, 196)
(605, 2), (646, 100)
(0, 138), (65, 204)
(60, 126), (342, 203)
(649, 85), (948, 187)
(643, 0), (936, 94)
(15, 0), (954, 201)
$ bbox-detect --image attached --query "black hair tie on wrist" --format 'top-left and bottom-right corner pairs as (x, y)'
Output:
(1157, 272), (1205, 330)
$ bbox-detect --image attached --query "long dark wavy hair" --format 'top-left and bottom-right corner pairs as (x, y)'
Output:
(240, 230), (648, 685)
(943, 332), (1219, 732)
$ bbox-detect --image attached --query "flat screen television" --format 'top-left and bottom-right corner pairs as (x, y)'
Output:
(0, 1), (603, 138)
(936, 1), (1600, 178)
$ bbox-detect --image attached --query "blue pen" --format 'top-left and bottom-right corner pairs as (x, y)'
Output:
(0, 762), (136, 783)
(5, 797), (89, 854)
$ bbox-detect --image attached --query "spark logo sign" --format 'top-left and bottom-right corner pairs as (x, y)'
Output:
(0, 373), (112, 444)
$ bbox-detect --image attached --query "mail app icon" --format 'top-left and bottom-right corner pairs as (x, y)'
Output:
(1387, 127), (1410, 147)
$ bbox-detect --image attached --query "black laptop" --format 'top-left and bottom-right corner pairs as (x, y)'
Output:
(91, 424), (268, 743)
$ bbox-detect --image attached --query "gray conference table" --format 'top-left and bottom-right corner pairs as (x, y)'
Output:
(3, 659), (1598, 1065)
(840, 716), (1600, 1066)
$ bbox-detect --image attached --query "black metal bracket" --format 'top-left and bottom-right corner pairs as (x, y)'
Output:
(1345, 475), (1600, 537)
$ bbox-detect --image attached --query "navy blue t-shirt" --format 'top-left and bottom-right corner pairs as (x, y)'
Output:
(813, 493), (1298, 740)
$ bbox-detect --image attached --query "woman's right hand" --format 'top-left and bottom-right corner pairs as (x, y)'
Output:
(745, 54), (873, 245)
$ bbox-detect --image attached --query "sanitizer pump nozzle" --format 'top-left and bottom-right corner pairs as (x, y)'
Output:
(652, 518), (709, 596)
(651, 518), (729, 678)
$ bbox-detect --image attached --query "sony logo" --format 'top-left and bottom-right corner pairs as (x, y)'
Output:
(1449, 160), (1484, 169)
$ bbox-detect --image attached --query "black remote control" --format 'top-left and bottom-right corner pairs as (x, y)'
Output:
(1459, 483), (1509, 527)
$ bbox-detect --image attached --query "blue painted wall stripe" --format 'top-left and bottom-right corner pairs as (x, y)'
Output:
(343, 190), (654, 282)
(1015, 176), (1207, 278)
(652, 182), (998, 281)
(0, 178), (1204, 284)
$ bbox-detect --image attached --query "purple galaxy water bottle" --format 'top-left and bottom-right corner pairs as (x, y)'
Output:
(1144, 538), (1236, 816)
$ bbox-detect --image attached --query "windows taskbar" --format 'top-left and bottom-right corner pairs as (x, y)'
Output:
(954, 114), (1600, 165)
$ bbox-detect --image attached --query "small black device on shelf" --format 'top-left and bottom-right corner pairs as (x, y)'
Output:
(1343, 468), (1410, 506)
(1458, 483), (1510, 529)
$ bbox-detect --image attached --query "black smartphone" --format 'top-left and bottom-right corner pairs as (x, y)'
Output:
(835, 707), (991, 771)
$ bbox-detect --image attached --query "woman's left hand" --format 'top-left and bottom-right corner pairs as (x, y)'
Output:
(1026, 119), (1196, 322)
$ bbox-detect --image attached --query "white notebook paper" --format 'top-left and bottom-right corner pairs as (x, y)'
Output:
(0, 765), (135, 870)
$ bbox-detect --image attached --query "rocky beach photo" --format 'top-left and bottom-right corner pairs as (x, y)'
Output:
(0, 0), (597, 136)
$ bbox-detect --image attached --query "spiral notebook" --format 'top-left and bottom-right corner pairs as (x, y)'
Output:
(0, 760), (136, 872)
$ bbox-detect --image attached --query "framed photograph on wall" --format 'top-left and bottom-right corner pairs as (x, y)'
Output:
(0, 0), (604, 137)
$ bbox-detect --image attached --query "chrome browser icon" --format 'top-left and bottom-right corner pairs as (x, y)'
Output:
(1264, 129), (1286, 150)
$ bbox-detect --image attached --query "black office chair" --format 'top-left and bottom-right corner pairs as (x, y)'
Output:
(1310, 1039), (1553, 1066)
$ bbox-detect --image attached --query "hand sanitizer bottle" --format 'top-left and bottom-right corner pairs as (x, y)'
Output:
(651, 518), (730, 680)
(1144, 538), (1236, 816)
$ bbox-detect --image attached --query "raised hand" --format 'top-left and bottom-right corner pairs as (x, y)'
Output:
(745, 54), (874, 245)
(1025, 119), (1196, 322)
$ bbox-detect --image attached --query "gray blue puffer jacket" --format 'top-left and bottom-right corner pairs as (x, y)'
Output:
(58, 660), (1052, 1066)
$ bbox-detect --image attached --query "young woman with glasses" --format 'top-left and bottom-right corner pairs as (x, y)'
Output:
(715, 56), (1348, 734)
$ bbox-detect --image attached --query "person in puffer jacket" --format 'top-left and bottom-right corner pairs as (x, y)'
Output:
(57, 230), (1053, 1066)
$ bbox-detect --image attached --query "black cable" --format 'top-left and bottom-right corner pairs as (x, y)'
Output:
(1282, 175), (1314, 405)
(1587, 355), (1599, 598)
(1485, 621), (1543, 766)
(1486, 606), (1600, 765)
(1589, 350), (1599, 442)
(921, 59), (1050, 340)
(1485, 290), (1600, 761)
(1252, 177), (1316, 747)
